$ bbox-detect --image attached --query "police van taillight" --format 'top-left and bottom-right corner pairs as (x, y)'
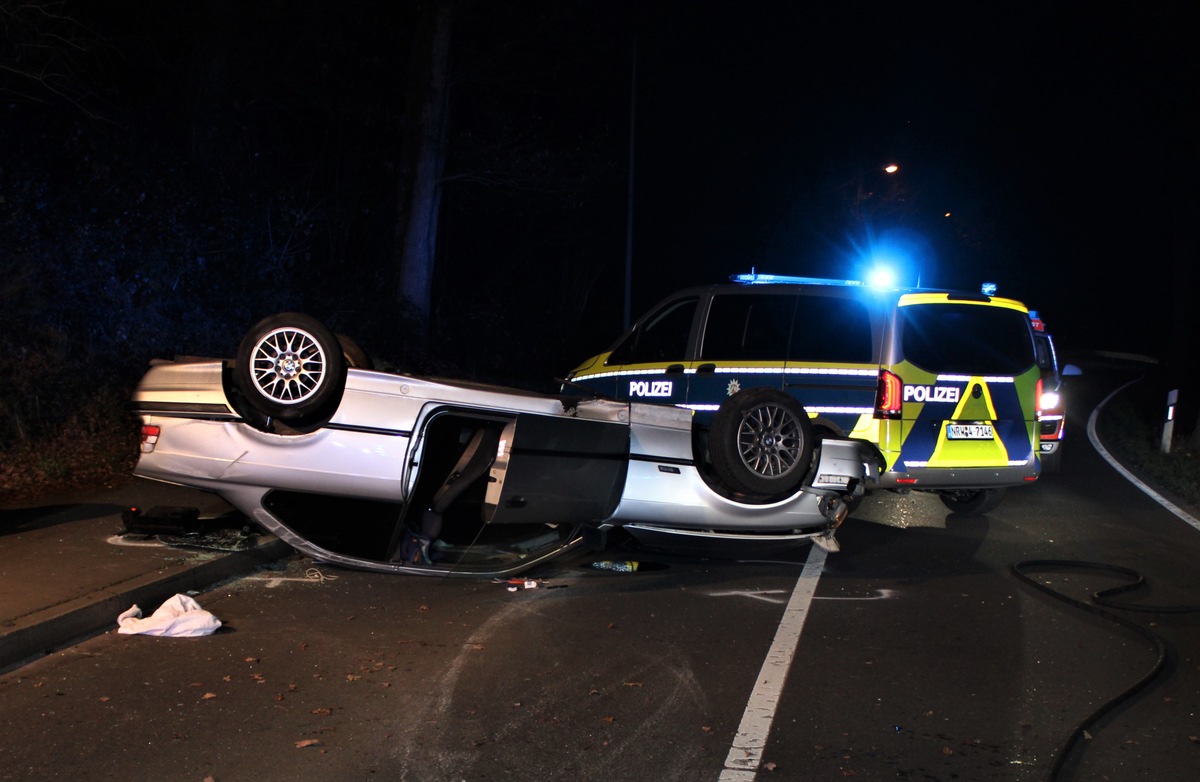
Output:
(875, 370), (903, 420)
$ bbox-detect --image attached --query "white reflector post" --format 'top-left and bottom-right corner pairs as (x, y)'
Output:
(1161, 388), (1178, 454)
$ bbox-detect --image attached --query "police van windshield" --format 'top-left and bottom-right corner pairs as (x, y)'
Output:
(608, 296), (699, 365)
(899, 303), (1034, 375)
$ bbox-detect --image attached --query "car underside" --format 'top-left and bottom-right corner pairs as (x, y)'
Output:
(130, 313), (882, 576)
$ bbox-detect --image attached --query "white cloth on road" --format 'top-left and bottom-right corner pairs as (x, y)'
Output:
(117, 593), (222, 637)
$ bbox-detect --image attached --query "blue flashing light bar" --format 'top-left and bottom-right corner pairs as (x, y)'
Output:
(731, 270), (864, 286)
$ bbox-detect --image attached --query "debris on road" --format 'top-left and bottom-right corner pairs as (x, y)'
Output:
(116, 593), (222, 637)
(590, 560), (639, 572)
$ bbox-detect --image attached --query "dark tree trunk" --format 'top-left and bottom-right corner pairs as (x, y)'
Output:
(395, 0), (453, 341)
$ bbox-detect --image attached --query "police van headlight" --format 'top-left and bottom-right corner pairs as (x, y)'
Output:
(1040, 390), (1061, 410)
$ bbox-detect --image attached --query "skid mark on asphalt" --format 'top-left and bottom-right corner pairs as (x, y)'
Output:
(719, 544), (826, 781)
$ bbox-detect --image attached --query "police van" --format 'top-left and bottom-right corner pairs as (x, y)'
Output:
(566, 272), (1043, 514)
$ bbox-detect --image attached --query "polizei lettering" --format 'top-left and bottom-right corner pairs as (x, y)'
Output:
(903, 384), (960, 403)
(629, 380), (673, 397)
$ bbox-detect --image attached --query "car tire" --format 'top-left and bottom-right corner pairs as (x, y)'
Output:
(1040, 448), (1061, 475)
(234, 313), (347, 428)
(709, 389), (814, 498)
(938, 487), (1006, 514)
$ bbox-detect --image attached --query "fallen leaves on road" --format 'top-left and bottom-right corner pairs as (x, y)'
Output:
(295, 739), (321, 749)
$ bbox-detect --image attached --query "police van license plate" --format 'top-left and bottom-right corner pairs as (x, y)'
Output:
(946, 423), (994, 440)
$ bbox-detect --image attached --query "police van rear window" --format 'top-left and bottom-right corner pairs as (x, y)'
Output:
(899, 303), (1034, 375)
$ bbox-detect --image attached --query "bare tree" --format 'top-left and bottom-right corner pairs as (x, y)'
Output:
(394, 0), (454, 341)
(0, 0), (102, 116)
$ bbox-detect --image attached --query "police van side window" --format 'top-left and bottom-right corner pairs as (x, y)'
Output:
(900, 304), (1035, 375)
(1034, 334), (1056, 372)
(699, 294), (795, 360)
(608, 296), (698, 365)
(788, 295), (875, 363)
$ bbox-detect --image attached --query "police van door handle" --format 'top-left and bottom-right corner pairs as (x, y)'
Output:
(696, 363), (716, 374)
(666, 364), (685, 374)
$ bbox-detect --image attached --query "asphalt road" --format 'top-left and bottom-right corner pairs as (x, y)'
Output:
(1, 372), (1198, 782)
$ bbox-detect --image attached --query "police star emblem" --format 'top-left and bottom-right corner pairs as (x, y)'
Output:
(726, 379), (741, 396)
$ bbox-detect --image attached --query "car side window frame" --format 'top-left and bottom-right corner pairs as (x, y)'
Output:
(607, 295), (701, 365)
(697, 291), (797, 361)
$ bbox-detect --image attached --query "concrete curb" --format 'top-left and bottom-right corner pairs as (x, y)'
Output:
(0, 537), (293, 673)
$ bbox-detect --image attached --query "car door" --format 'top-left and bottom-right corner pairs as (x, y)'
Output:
(484, 413), (630, 525)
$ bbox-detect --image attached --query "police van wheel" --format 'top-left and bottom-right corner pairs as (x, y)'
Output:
(234, 312), (347, 431)
(709, 389), (814, 498)
(938, 488), (1006, 514)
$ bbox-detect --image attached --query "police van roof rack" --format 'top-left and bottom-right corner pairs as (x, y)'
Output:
(730, 270), (865, 286)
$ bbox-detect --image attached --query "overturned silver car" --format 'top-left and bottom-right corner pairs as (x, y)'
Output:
(131, 313), (881, 577)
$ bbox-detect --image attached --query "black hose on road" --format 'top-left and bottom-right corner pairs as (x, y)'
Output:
(1011, 559), (1200, 782)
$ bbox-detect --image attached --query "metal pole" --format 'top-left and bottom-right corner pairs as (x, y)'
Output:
(624, 34), (637, 331)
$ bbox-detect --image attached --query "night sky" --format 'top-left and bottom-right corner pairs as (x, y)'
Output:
(5, 0), (1197, 377)
(627, 1), (1197, 358)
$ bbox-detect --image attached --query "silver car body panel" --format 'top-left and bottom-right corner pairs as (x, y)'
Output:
(132, 360), (879, 576)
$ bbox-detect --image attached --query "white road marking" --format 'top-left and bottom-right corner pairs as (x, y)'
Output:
(719, 544), (827, 781)
(816, 589), (896, 601)
(106, 535), (165, 547)
(244, 568), (340, 588)
(1089, 383), (1200, 534)
(708, 589), (790, 604)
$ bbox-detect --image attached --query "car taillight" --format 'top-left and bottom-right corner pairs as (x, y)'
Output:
(875, 370), (902, 420)
(140, 424), (161, 453)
